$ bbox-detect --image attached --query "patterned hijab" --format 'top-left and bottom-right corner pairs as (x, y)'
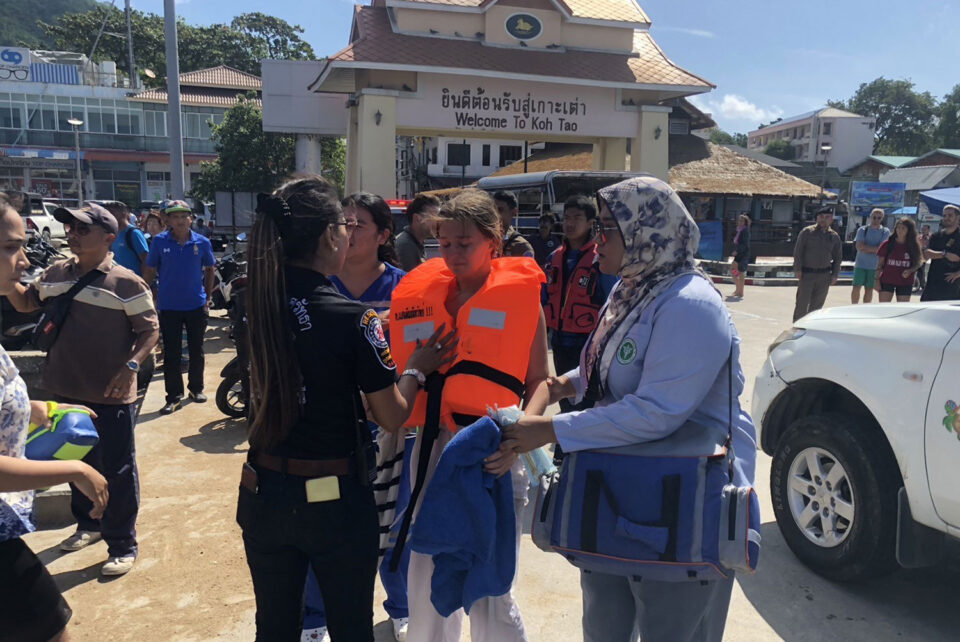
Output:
(583, 175), (715, 399)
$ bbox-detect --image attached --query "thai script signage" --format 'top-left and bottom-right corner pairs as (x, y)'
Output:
(441, 87), (586, 133)
(396, 75), (637, 138)
(0, 47), (31, 82)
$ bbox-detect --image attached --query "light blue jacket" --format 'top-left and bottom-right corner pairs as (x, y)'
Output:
(552, 274), (757, 487)
(854, 225), (890, 271)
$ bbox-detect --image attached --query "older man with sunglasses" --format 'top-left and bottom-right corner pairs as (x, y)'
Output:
(5, 202), (159, 576)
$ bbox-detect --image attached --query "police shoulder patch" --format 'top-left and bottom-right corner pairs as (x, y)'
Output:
(616, 338), (637, 365)
(360, 309), (395, 369)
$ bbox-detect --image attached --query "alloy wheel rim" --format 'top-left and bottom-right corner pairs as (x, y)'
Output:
(786, 447), (855, 547)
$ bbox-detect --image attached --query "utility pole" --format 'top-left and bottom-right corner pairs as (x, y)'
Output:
(164, 0), (185, 199)
(125, 0), (136, 88)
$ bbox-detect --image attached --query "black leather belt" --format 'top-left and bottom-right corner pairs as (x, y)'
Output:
(252, 453), (352, 477)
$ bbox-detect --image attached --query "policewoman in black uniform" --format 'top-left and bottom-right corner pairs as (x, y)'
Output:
(236, 176), (455, 642)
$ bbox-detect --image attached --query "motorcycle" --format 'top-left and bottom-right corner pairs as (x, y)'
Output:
(216, 275), (249, 418)
(210, 247), (247, 311)
(0, 234), (64, 350)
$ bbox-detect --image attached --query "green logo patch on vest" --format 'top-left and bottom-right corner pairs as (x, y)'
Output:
(616, 338), (637, 364)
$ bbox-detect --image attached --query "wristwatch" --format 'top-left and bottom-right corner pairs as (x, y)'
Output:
(125, 360), (140, 373)
(401, 368), (426, 388)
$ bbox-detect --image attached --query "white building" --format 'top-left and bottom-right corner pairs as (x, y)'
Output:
(424, 137), (545, 188)
(747, 107), (876, 172)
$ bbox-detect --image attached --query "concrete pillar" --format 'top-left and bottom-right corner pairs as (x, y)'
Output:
(631, 105), (671, 181)
(591, 137), (628, 171)
(345, 104), (360, 195)
(355, 93), (397, 198)
(295, 134), (324, 174)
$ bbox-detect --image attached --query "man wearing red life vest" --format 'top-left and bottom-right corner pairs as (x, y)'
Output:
(543, 195), (618, 412)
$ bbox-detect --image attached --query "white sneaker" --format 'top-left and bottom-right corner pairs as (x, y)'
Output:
(59, 530), (102, 552)
(101, 556), (136, 576)
(300, 627), (329, 642)
(392, 617), (409, 642)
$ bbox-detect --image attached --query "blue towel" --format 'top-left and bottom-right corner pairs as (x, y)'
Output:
(408, 416), (517, 616)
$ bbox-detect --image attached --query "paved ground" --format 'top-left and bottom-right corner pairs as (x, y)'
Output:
(22, 282), (960, 641)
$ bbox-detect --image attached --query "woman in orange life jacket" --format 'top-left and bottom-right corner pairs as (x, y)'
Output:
(390, 188), (550, 642)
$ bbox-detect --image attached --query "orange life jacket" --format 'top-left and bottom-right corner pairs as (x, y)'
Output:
(544, 240), (602, 333)
(390, 257), (545, 431)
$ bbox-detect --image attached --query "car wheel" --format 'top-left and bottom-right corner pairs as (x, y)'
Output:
(771, 412), (900, 581)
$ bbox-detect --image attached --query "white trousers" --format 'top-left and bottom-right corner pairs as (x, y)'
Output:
(406, 428), (529, 642)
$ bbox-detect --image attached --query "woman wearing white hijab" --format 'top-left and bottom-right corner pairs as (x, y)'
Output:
(503, 176), (757, 642)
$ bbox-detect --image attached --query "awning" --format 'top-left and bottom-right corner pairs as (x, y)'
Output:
(920, 187), (960, 216)
(891, 206), (918, 215)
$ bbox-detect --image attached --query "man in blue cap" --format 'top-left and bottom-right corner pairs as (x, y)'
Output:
(143, 200), (216, 415)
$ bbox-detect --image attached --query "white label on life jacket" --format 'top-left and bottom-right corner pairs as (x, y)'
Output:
(468, 308), (506, 330)
(404, 321), (435, 343)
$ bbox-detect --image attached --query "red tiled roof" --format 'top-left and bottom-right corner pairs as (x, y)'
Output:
(178, 65), (262, 90)
(129, 86), (261, 109)
(397, 0), (649, 24)
(319, 6), (711, 90)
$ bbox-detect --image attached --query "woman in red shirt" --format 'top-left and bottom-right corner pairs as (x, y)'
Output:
(875, 217), (923, 302)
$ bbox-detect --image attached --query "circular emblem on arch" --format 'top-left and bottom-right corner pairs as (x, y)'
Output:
(616, 338), (637, 365)
(505, 13), (542, 41)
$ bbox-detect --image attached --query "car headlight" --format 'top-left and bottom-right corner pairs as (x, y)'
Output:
(768, 327), (806, 355)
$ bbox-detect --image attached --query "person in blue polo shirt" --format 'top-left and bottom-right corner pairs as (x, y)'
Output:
(102, 201), (149, 276)
(143, 200), (216, 415)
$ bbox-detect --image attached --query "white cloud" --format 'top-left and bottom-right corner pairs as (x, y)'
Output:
(656, 27), (716, 39)
(694, 94), (782, 125)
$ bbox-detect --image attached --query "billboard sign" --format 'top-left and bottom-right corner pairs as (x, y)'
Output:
(850, 181), (906, 216)
(0, 47), (31, 82)
(696, 220), (723, 261)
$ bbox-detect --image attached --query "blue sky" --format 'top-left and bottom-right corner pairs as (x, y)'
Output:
(132, 0), (957, 134)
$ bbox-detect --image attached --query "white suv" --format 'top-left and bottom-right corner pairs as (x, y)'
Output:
(753, 303), (960, 580)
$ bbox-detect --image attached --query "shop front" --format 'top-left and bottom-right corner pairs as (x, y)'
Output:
(0, 147), (83, 203)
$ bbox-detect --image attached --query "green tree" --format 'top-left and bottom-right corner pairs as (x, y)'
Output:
(317, 137), (347, 196)
(230, 12), (315, 61)
(37, 6), (167, 85)
(37, 8), (314, 85)
(190, 94), (346, 201)
(764, 139), (795, 160)
(190, 94), (294, 201)
(831, 77), (937, 155)
(709, 129), (748, 147)
(936, 84), (960, 149)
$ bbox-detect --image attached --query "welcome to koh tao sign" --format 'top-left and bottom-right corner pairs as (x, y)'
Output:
(396, 75), (637, 138)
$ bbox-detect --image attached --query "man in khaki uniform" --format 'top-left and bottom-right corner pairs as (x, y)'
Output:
(793, 207), (842, 321)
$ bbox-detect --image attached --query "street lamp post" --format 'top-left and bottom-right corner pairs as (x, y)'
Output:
(819, 142), (832, 205)
(67, 117), (84, 205)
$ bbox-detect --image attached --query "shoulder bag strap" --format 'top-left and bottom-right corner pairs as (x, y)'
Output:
(389, 371), (444, 572)
(60, 268), (105, 305)
(727, 339), (736, 478)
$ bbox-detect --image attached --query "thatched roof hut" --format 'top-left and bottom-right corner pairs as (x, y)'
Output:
(668, 136), (822, 197)
(486, 137), (823, 198)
